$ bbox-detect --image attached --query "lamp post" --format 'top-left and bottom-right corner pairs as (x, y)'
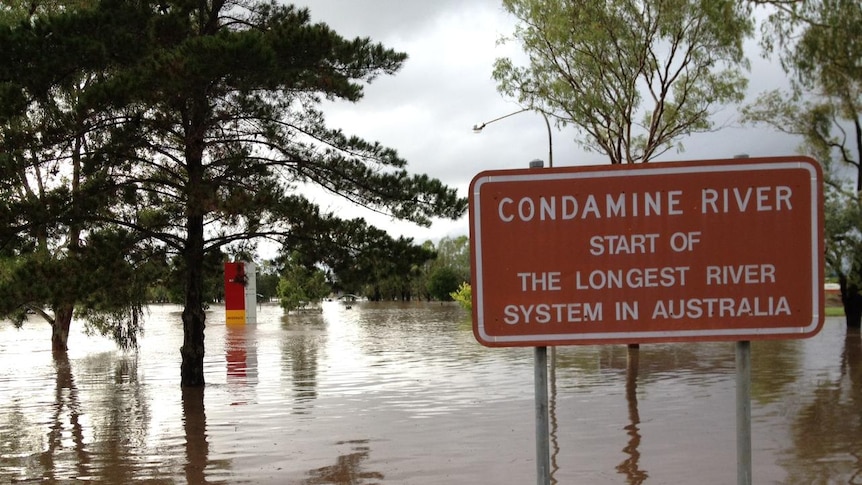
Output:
(473, 108), (553, 167)
(473, 107), (556, 485)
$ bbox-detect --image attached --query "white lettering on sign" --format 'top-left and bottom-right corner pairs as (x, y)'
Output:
(589, 233), (660, 255)
(517, 272), (562, 291)
(669, 231), (703, 252)
(706, 264), (776, 285)
(574, 266), (690, 290)
(651, 296), (791, 319)
(497, 190), (683, 222)
(701, 186), (792, 213)
(503, 302), (603, 324)
(497, 185), (796, 223)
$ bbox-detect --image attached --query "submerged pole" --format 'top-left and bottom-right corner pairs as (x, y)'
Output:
(535, 346), (551, 485)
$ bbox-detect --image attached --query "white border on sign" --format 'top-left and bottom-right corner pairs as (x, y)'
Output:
(472, 160), (822, 344)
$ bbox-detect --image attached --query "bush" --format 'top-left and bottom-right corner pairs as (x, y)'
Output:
(426, 266), (459, 301)
(450, 282), (471, 311)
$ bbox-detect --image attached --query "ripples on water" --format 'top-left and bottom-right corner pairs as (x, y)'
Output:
(1, 302), (860, 484)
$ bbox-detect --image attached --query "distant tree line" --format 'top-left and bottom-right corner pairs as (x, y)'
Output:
(139, 235), (471, 310)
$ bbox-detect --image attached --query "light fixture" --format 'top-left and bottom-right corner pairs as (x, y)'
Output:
(471, 108), (553, 167)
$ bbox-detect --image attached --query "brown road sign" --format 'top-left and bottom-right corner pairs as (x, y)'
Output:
(469, 156), (824, 347)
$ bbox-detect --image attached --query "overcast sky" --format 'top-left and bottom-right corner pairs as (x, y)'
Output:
(288, 1), (801, 245)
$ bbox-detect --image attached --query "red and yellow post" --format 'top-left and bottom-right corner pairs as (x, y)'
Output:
(224, 262), (257, 325)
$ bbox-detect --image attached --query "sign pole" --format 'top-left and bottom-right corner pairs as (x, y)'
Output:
(534, 346), (551, 485)
(526, 159), (551, 485)
(736, 340), (752, 485)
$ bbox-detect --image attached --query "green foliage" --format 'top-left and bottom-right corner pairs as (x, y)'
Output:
(494, 0), (753, 164)
(277, 252), (331, 311)
(145, 250), (226, 305)
(758, 0), (862, 97)
(282, 218), (437, 301)
(426, 266), (460, 302)
(450, 282), (472, 311)
(277, 278), (304, 312)
(431, 235), (470, 284)
(745, 0), (862, 327)
(0, 0), (153, 349)
(823, 191), (862, 282)
(0, 229), (152, 348)
(411, 235), (471, 302)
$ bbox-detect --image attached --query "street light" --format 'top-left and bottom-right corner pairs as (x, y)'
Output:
(474, 107), (557, 485)
(473, 108), (554, 167)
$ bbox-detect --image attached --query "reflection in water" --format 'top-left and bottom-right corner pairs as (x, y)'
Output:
(616, 345), (647, 484)
(43, 351), (88, 481)
(226, 325), (248, 379)
(182, 386), (209, 484)
(783, 328), (862, 484)
(226, 324), (258, 405)
(750, 339), (801, 404)
(302, 440), (383, 485)
(82, 354), (150, 483)
(549, 348), (559, 485)
(0, 350), (153, 482)
(281, 311), (324, 413)
(847, 329), (862, 484)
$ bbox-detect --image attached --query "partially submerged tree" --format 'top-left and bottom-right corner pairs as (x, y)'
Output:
(432, 235), (469, 283)
(1, 1), (465, 386)
(420, 235), (469, 302)
(494, 0), (753, 164)
(743, 0), (862, 327)
(0, 0), (148, 352)
(277, 251), (330, 312)
(426, 266), (459, 302)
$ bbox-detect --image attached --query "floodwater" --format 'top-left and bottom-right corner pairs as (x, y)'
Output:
(1, 302), (860, 484)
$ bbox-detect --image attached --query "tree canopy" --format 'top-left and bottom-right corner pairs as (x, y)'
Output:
(421, 235), (469, 302)
(494, 0), (754, 164)
(743, 0), (862, 327)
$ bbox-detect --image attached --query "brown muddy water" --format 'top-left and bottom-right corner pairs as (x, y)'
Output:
(1, 302), (860, 484)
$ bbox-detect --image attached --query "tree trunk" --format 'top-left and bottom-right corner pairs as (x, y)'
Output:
(843, 294), (862, 329)
(181, 302), (207, 387)
(181, 213), (207, 387)
(51, 304), (74, 352)
(840, 277), (862, 329)
(180, 90), (210, 387)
